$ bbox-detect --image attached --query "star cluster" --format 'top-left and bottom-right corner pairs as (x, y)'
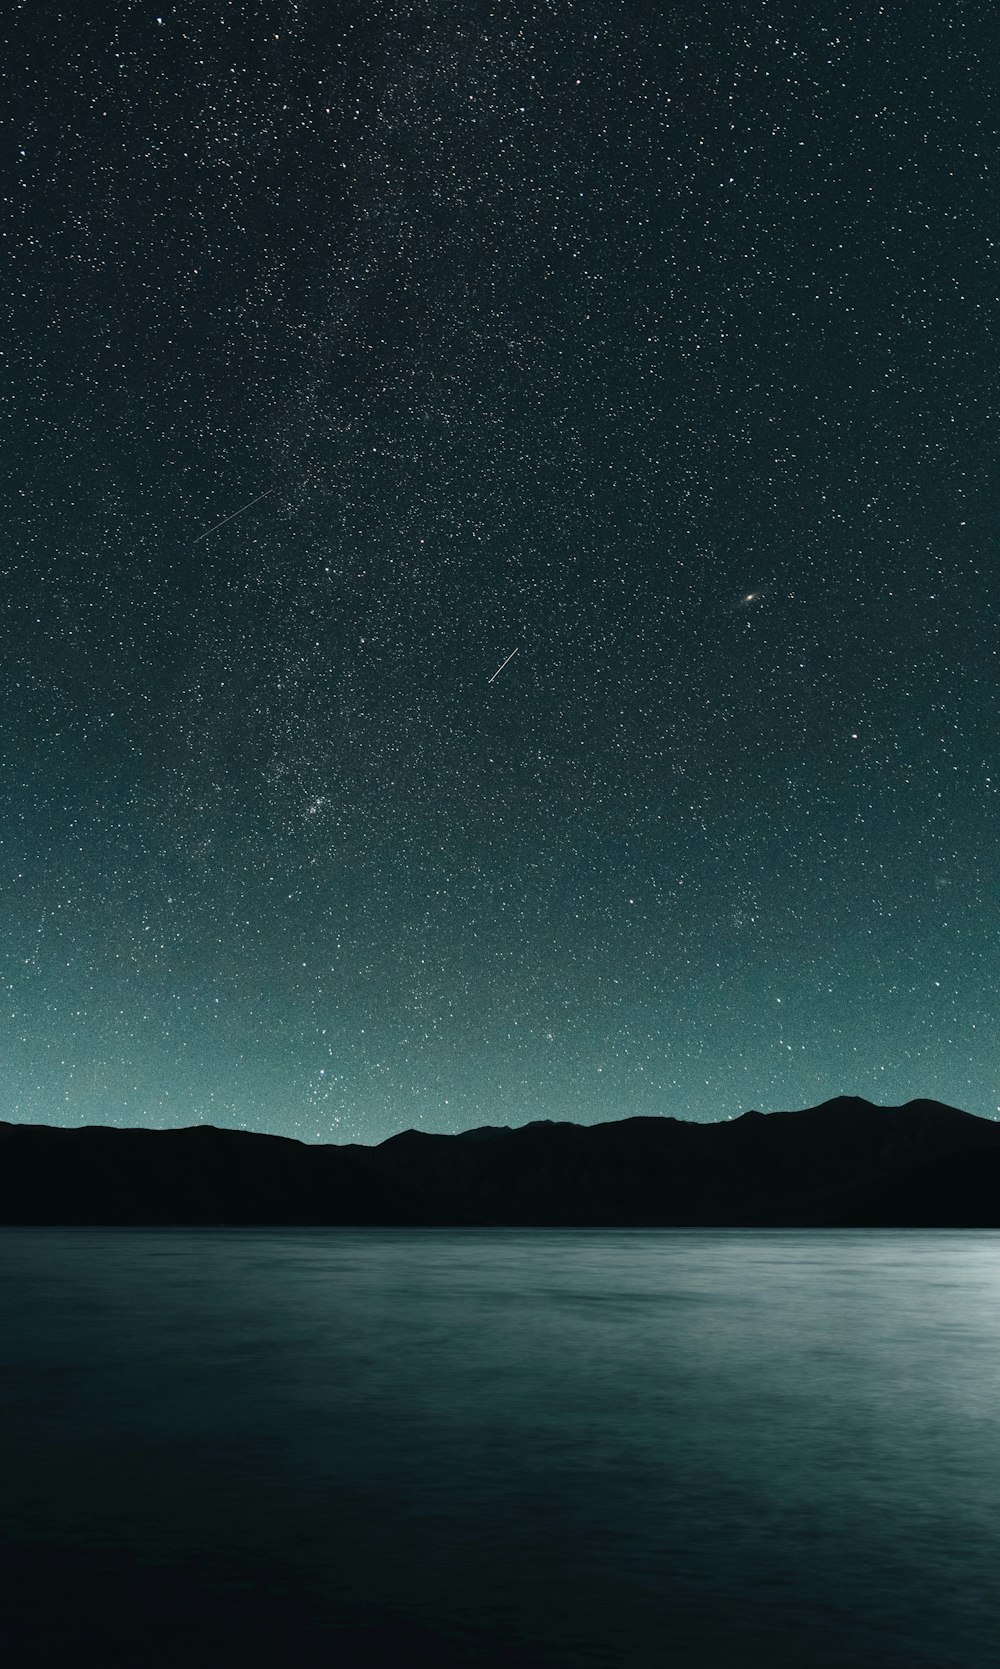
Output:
(3, 1), (997, 1139)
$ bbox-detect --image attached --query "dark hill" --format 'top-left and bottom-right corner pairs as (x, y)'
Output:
(0, 1122), (449, 1226)
(3, 1097), (1000, 1225)
(368, 1098), (1000, 1226)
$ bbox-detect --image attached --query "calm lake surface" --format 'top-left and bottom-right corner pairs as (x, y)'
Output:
(2, 1229), (999, 1667)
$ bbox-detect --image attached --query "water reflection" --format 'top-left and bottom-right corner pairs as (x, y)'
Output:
(2, 1229), (1000, 1666)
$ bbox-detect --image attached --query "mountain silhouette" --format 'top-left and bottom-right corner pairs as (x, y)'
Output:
(3, 1097), (1000, 1226)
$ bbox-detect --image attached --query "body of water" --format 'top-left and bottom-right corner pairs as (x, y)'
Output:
(2, 1228), (999, 1666)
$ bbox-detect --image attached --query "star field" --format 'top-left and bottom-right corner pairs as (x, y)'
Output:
(3, 1), (997, 1140)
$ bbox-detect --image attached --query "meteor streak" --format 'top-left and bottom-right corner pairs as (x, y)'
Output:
(487, 648), (519, 684)
(194, 487), (277, 543)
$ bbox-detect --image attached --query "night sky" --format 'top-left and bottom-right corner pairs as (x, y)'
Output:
(5, 1), (997, 1142)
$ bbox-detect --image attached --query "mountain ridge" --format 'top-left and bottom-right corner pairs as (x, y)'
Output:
(2, 1097), (1000, 1226)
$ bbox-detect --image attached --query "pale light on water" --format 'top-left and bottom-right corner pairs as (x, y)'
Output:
(2, 1229), (1000, 1666)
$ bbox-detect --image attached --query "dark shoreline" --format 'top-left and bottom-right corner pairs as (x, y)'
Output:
(4, 1096), (1000, 1228)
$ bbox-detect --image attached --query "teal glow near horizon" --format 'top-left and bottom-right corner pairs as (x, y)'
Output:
(3, 1), (997, 1142)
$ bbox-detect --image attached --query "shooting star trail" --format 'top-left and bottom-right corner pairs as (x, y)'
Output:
(193, 487), (277, 544)
(487, 648), (519, 684)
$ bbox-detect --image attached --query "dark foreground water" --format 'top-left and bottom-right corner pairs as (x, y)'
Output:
(2, 1230), (999, 1667)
